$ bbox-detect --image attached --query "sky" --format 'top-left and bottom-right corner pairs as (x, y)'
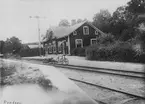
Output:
(0, 0), (130, 43)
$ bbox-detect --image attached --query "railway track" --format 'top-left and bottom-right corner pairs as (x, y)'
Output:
(51, 64), (145, 79)
(43, 63), (145, 102)
(22, 58), (145, 78)
(69, 78), (145, 100)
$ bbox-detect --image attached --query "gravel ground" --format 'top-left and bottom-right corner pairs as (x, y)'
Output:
(57, 67), (145, 97)
(74, 81), (132, 104)
(74, 81), (145, 104)
(57, 67), (145, 104)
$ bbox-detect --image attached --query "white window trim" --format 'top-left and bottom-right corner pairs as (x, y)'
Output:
(91, 38), (97, 45)
(83, 26), (89, 35)
(73, 31), (77, 35)
(95, 30), (99, 35)
(75, 39), (83, 48)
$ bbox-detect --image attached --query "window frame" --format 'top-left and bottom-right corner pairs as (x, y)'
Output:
(83, 26), (89, 35)
(73, 31), (77, 35)
(75, 39), (83, 48)
(90, 38), (97, 45)
(95, 30), (99, 35)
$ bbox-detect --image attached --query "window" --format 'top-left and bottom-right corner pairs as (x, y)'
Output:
(44, 44), (47, 51)
(91, 39), (97, 45)
(58, 42), (62, 53)
(73, 31), (77, 35)
(49, 45), (52, 53)
(53, 45), (56, 53)
(60, 43), (63, 53)
(52, 41), (56, 44)
(48, 43), (52, 53)
(95, 30), (99, 35)
(52, 41), (56, 53)
(44, 44), (48, 54)
(83, 26), (89, 35)
(75, 39), (83, 48)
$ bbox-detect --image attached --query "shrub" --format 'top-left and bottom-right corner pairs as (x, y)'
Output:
(0, 62), (17, 85)
(86, 41), (138, 62)
(96, 33), (115, 45)
(3, 53), (21, 59)
(0, 64), (16, 78)
(71, 47), (86, 56)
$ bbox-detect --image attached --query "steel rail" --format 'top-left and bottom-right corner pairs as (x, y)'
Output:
(52, 64), (145, 79)
(62, 64), (145, 74)
(69, 78), (145, 100)
(25, 58), (145, 74)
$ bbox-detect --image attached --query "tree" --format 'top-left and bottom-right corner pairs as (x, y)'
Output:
(112, 6), (131, 22)
(110, 6), (129, 38)
(71, 19), (77, 25)
(108, 5), (140, 41)
(71, 18), (85, 25)
(92, 9), (112, 33)
(126, 0), (145, 28)
(126, 0), (145, 14)
(77, 19), (83, 23)
(58, 19), (70, 27)
(112, 0), (145, 41)
(3, 36), (22, 54)
(119, 0), (145, 41)
(43, 29), (56, 43)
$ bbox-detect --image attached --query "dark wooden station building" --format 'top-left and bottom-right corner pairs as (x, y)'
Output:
(42, 21), (105, 55)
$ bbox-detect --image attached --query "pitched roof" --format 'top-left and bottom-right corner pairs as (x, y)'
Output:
(50, 21), (86, 38)
(42, 21), (106, 42)
(24, 42), (39, 45)
(24, 42), (43, 48)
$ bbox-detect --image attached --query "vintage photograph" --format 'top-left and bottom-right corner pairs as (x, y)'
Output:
(0, 0), (145, 104)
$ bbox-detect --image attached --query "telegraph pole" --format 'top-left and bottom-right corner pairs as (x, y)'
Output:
(29, 16), (46, 56)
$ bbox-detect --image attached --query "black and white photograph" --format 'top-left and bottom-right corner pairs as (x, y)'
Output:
(0, 0), (145, 104)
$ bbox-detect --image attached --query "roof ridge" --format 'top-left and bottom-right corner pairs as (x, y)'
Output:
(50, 21), (86, 29)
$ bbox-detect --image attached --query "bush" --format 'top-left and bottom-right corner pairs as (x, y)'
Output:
(71, 47), (86, 56)
(0, 62), (17, 85)
(97, 33), (115, 45)
(3, 53), (21, 59)
(86, 41), (139, 62)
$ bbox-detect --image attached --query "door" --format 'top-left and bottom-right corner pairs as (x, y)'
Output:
(62, 41), (67, 54)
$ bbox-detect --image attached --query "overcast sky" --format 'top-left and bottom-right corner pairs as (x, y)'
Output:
(0, 0), (130, 43)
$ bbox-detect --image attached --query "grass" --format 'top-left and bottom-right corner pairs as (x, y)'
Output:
(0, 59), (55, 90)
